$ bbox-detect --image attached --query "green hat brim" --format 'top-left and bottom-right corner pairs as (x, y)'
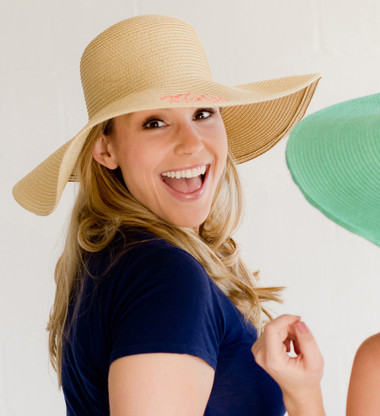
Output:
(286, 93), (380, 246)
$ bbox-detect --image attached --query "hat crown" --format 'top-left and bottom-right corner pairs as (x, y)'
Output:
(80, 15), (212, 119)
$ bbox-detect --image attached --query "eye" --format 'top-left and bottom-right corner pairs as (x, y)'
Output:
(194, 108), (215, 120)
(143, 118), (166, 129)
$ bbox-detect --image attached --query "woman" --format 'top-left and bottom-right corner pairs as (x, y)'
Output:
(13, 14), (324, 415)
(286, 92), (380, 415)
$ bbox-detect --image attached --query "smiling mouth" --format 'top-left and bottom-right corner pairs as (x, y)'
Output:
(160, 164), (209, 194)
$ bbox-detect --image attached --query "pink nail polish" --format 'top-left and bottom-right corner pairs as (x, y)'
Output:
(296, 321), (309, 334)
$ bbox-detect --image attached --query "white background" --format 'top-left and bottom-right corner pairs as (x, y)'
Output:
(2, 0), (380, 414)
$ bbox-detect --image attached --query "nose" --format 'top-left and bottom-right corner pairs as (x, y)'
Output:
(173, 121), (204, 156)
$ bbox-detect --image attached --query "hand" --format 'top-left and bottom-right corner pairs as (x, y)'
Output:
(251, 314), (325, 415)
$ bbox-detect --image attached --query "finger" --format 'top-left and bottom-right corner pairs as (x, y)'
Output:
(294, 321), (324, 371)
(284, 332), (298, 353)
(263, 315), (301, 359)
(264, 315), (301, 343)
(286, 324), (298, 340)
(268, 314), (301, 329)
(287, 324), (302, 354)
(284, 339), (291, 353)
(293, 338), (301, 355)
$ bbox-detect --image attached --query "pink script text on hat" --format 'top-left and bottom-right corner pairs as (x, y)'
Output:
(160, 93), (230, 104)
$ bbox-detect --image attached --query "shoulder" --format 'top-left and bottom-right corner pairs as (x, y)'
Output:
(126, 231), (207, 275)
(89, 229), (205, 273)
(102, 230), (214, 295)
(346, 333), (380, 415)
(354, 333), (380, 367)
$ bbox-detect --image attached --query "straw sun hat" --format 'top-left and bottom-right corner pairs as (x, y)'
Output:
(13, 14), (321, 216)
(286, 93), (380, 246)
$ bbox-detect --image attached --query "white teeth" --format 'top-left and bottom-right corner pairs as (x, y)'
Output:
(161, 165), (207, 179)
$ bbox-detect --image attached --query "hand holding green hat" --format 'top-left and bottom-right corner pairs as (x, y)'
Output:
(286, 93), (380, 246)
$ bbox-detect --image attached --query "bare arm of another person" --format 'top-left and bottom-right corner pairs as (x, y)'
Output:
(109, 352), (215, 416)
(346, 333), (380, 416)
(252, 314), (325, 416)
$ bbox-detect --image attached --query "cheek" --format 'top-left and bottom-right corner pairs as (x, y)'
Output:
(117, 147), (162, 202)
(215, 127), (228, 166)
(115, 149), (142, 196)
(116, 140), (146, 177)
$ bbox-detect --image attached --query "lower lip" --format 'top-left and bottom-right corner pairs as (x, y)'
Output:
(160, 165), (210, 202)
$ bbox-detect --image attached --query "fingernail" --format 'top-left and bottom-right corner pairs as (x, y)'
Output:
(296, 321), (309, 334)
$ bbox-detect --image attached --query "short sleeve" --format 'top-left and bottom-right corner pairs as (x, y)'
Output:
(107, 242), (225, 371)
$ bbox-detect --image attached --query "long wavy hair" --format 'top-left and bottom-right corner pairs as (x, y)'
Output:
(47, 118), (282, 385)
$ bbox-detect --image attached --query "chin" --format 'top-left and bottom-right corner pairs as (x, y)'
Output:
(170, 218), (207, 229)
(164, 211), (210, 229)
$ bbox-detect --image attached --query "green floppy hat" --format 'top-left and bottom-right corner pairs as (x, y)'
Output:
(286, 93), (380, 246)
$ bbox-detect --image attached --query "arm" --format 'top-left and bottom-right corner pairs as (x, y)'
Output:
(109, 352), (215, 415)
(251, 315), (325, 416)
(346, 333), (380, 416)
(106, 245), (222, 415)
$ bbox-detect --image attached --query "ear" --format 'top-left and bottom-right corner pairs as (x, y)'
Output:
(92, 134), (119, 170)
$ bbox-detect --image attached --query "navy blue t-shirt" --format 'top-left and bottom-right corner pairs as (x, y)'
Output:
(62, 230), (285, 415)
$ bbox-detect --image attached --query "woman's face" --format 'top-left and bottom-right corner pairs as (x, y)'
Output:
(95, 107), (228, 228)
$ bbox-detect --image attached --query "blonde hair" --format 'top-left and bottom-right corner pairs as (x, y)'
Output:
(47, 119), (282, 385)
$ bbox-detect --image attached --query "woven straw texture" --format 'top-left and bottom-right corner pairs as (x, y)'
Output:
(13, 14), (320, 215)
(287, 93), (380, 247)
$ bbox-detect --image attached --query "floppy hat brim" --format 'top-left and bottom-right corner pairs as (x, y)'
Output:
(286, 93), (380, 246)
(13, 73), (320, 216)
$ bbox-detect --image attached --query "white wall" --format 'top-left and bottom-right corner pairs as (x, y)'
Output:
(2, 0), (380, 414)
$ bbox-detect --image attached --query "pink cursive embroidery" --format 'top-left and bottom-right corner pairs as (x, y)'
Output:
(160, 93), (230, 104)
